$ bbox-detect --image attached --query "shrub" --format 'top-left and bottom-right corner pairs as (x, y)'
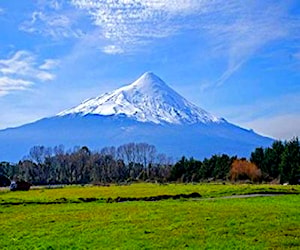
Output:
(230, 159), (261, 182)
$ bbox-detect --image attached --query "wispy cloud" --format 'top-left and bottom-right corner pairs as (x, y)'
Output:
(216, 93), (300, 123)
(70, 0), (299, 84)
(39, 59), (60, 70)
(0, 51), (58, 96)
(0, 77), (33, 96)
(70, 0), (208, 51)
(102, 45), (124, 55)
(242, 114), (300, 140)
(208, 2), (299, 87)
(294, 51), (300, 61)
(213, 92), (300, 140)
(20, 0), (84, 40)
(20, 0), (300, 84)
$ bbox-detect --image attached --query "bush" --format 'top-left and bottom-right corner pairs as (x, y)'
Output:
(230, 159), (261, 182)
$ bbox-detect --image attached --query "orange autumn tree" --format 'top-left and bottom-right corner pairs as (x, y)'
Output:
(230, 159), (261, 182)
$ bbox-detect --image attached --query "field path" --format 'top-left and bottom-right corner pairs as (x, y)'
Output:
(194, 193), (291, 201)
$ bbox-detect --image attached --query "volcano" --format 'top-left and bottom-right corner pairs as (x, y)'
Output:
(0, 72), (273, 162)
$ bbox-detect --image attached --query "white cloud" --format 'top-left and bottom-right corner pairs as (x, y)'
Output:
(208, 2), (295, 87)
(102, 45), (124, 55)
(20, 11), (83, 39)
(216, 93), (300, 122)
(39, 59), (60, 70)
(294, 51), (300, 61)
(0, 77), (32, 96)
(69, 0), (300, 81)
(19, 0), (84, 40)
(242, 114), (300, 140)
(70, 0), (207, 52)
(47, 0), (63, 10)
(21, 0), (300, 72)
(0, 51), (58, 96)
(213, 93), (300, 140)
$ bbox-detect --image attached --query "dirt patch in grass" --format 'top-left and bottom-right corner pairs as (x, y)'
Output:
(1, 192), (202, 206)
(107, 192), (202, 203)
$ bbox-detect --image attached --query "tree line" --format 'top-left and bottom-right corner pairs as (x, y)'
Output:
(250, 137), (300, 184)
(0, 138), (299, 186)
(0, 143), (172, 185)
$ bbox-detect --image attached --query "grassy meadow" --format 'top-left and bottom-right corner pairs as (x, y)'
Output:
(1, 183), (300, 249)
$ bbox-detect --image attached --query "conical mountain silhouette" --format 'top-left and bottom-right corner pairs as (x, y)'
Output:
(0, 72), (273, 162)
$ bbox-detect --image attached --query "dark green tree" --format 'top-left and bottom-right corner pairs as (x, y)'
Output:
(170, 156), (188, 181)
(279, 137), (300, 184)
(250, 147), (265, 171)
(212, 154), (233, 180)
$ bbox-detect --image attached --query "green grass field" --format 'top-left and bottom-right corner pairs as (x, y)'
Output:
(1, 184), (299, 249)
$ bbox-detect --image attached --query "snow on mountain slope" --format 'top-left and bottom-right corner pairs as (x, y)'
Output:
(58, 72), (223, 124)
(0, 72), (274, 162)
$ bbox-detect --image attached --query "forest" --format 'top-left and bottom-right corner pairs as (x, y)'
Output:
(0, 138), (299, 186)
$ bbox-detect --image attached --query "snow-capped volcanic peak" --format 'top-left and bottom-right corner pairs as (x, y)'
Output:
(58, 72), (223, 124)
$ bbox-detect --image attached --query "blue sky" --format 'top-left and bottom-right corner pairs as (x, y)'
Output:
(0, 0), (299, 140)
